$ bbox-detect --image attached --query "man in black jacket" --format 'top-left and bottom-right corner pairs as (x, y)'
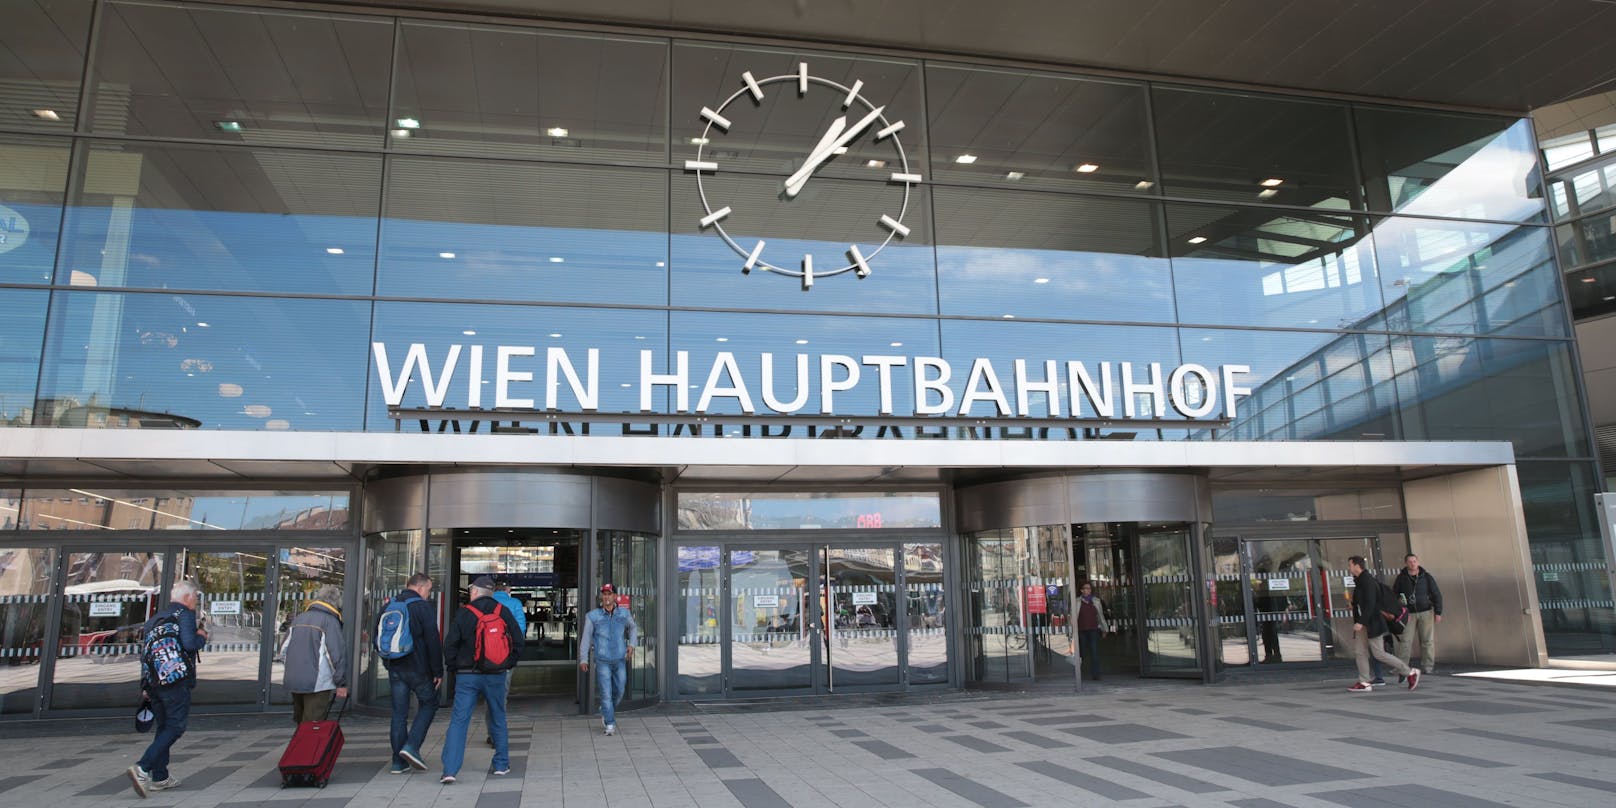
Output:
(1394, 553), (1443, 675)
(385, 573), (442, 775)
(439, 575), (525, 784)
(1347, 556), (1417, 693)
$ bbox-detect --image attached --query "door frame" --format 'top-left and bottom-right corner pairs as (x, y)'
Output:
(1233, 533), (1385, 669)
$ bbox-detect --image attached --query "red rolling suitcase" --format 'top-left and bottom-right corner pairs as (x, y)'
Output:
(279, 700), (345, 788)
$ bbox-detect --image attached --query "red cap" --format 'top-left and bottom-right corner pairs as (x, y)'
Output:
(599, 583), (615, 593)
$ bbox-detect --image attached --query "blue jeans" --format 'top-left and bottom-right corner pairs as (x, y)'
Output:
(388, 667), (438, 768)
(440, 672), (509, 776)
(139, 686), (191, 780)
(596, 658), (627, 726)
(1078, 629), (1103, 680)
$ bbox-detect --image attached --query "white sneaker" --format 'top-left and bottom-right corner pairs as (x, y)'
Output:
(604, 723), (616, 736)
(147, 776), (180, 792)
(126, 765), (150, 799)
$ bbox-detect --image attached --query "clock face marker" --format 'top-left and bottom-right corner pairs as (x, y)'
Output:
(700, 107), (731, 130)
(700, 206), (732, 228)
(880, 215), (910, 237)
(742, 71), (764, 102)
(890, 172), (922, 183)
(843, 80), (863, 109)
(849, 245), (871, 278)
(875, 120), (905, 140)
(798, 62), (809, 95)
(802, 254), (814, 289)
(743, 240), (766, 273)
(685, 160), (718, 172)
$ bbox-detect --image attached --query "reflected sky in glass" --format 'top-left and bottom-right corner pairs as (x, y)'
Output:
(1371, 217), (1565, 338)
(0, 289), (48, 426)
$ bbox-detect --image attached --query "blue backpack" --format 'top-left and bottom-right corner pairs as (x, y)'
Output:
(375, 599), (414, 660)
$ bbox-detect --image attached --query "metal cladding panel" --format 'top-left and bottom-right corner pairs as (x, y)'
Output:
(426, 470), (595, 529)
(956, 471), (1209, 532)
(956, 475), (1069, 533)
(593, 476), (661, 533)
(363, 475), (429, 533)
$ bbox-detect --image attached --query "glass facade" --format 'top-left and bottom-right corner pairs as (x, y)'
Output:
(0, 0), (1608, 680)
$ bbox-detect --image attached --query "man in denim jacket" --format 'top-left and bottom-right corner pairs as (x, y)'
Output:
(579, 584), (637, 736)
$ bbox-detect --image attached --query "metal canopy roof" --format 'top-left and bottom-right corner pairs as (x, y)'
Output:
(326, 0), (1616, 112)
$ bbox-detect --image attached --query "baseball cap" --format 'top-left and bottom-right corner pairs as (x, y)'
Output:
(599, 583), (615, 593)
(470, 575), (496, 590)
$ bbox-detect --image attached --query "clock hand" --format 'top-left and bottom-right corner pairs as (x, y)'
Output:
(784, 105), (884, 197)
(784, 115), (847, 197)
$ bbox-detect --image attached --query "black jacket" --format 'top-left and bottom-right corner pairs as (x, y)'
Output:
(443, 595), (526, 673)
(1394, 567), (1443, 615)
(1351, 569), (1390, 637)
(383, 588), (443, 679)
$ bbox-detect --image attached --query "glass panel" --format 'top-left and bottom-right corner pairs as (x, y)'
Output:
(181, 549), (270, 706)
(19, 489), (349, 531)
(89, 2), (392, 148)
(361, 530), (422, 706)
(728, 547), (812, 691)
(936, 189), (1172, 323)
(0, 288), (47, 427)
(1, 136), (69, 284)
(967, 529), (1028, 682)
(0, 547), (53, 714)
(1519, 461), (1616, 655)
(825, 546), (898, 688)
(0, 0), (90, 131)
(902, 542), (947, 684)
(60, 141), (381, 295)
(37, 290), (371, 431)
(1028, 527), (1074, 679)
(1389, 336), (1587, 458)
(1373, 217), (1566, 339)
(379, 159), (667, 305)
(1246, 539), (1321, 665)
(1075, 523), (1138, 677)
(1206, 536), (1246, 668)
(1319, 538), (1373, 665)
(1153, 88), (1358, 209)
(50, 550), (163, 710)
(674, 545), (722, 695)
(1355, 110), (1542, 221)
(597, 530), (657, 701)
(670, 173), (936, 314)
(1138, 524), (1198, 674)
(269, 545), (347, 705)
(1553, 162), (1616, 220)
(1541, 131), (1596, 172)
(1212, 487), (1405, 522)
(369, 301), (663, 428)
(926, 66), (1152, 193)
(1167, 204), (1382, 330)
(676, 491), (942, 530)
(1562, 208), (1616, 268)
(1566, 263), (1616, 322)
(394, 23), (666, 163)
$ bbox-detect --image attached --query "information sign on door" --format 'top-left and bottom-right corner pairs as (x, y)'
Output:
(1025, 586), (1047, 614)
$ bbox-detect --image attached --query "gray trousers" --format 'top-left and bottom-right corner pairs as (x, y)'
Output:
(1395, 609), (1437, 672)
(1354, 629), (1410, 683)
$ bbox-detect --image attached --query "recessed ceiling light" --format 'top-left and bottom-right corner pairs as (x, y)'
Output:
(1135, 180), (1154, 190)
(32, 109), (60, 121)
(217, 383), (242, 398)
(546, 126), (569, 137)
(1260, 177), (1284, 187)
(688, 137), (709, 146)
(1257, 188), (1279, 199)
(1002, 314), (1015, 319)
(463, 330), (476, 336)
(439, 251), (456, 259)
(634, 335), (645, 340)
(548, 256), (564, 263)
(1581, 277), (1597, 283)
(390, 128), (412, 139)
(716, 337), (729, 342)
(1005, 171), (1025, 180)
(1075, 163), (1100, 173)
(954, 154), (978, 164)
(325, 247), (344, 255)
(1188, 236), (1208, 245)
(214, 120), (242, 132)
(795, 339), (809, 345)
(1034, 278), (1050, 284)
(549, 332), (563, 338)
(890, 341), (903, 347)
(655, 261), (666, 267)
(620, 383), (632, 388)
(396, 117), (421, 129)
(866, 159), (887, 168)
(196, 322), (209, 328)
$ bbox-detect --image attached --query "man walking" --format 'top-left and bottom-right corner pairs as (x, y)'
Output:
(280, 584), (348, 723)
(382, 573), (442, 775)
(1394, 553), (1443, 674)
(127, 580), (208, 798)
(580, 583), (637, 736)
(440, 575), (524, 784)
(1346, 556), (1418, 693)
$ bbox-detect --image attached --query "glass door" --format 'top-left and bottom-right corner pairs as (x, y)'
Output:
(902, 542), (948, 685)
(823, 545), (900, 689)
(728, 546), (816, 693)
(674, 544), (723, 696)
(1075, 523), (1140, 678)
(181, 547), (274, 707)
(1316, 538), (1375, 665)
(1, 548), (54, 716)
(1245, 538), (1324, 665)
(1138, 524), (1201, 677)
(49, 548), (166, 710)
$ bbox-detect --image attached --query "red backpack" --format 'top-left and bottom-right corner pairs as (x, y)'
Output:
(466, 603), (513, 672)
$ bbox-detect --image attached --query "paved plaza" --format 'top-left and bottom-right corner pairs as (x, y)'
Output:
(5, 673), (1616, 808)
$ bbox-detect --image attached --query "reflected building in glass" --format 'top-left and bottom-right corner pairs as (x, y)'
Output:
(1, 0), (1613, 718)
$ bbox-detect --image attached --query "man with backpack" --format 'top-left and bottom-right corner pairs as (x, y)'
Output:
(1346, 556), (1418, 694)
(1394, 553), (1444, 675)
(127, 580), (208, 799)
(439, 575), (525, 784)
(378, 573), (441, 775)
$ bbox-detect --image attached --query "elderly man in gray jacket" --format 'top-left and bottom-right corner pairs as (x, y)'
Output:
(280, 584), (348, 723)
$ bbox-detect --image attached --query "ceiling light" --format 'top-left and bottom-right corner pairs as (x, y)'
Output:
(1034, 278), (1050, 284)
(634, 335), (645, 340)
(549, 333), (563, 338)
(954, 154), (977, 164)
(795, 339), (809, 345)
(620, 383), (632, 388)
(196, 322), (209, 328)
(655, 261), (666, 267)
(546, 126), (569, 137)
(214, 120), (242, 132)
(265, 419), (290, 430)
(548, 256), (564, 263)
(243, 404), (271, 418)
(1075, 163), (1100, 173)
(325, 247), (344, 255)
(390, 128), (412, 139)
(716, 337), (729, 342)
(1005, 171), (1025, 180)
(32, 109), (60, 121)
(1581, 277), (1597, 283)
(1135, 180), (1154, 190)
(1188, 236), (1208, 245)
(217, 383), (242, 398)
(463, 330), (477, 336)
(688, 137), (709, 146)
(1258, 188), (1279, 199)
(396, 117), (421, 129)
(866, 159), (887, 168)
(439, 251), (456, 259)
(890, 342), (903, 347)
(1260, 178), (1284, 187)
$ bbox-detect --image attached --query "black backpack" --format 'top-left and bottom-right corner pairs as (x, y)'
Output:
(1376, 578), (1408, 635)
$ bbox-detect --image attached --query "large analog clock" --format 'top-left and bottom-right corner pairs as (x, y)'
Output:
(686, 62), (921, 290)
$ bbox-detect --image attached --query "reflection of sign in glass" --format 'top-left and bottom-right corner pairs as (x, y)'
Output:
(753, 594), (780, 608)
(1269, 578), (1291, 591)
(1025, 586), (1047, 614)
(851, 592), (878, 606)
(0, 204), (29, 255)
(1343, 576), (1355, 588)
(1541, 572), (1560, 582)
(209, 600), (242, 615)
(89, 602), (122, 617)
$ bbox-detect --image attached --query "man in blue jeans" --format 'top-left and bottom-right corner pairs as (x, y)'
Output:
(384, 573), (442, 774)
(579, 583), (637, 736)
(127, 580), (208, 799)
(439, 576), (525, 784)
